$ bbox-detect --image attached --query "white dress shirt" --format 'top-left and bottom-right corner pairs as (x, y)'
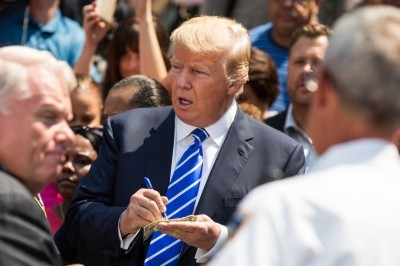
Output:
(120, 101), (237, 262)
(173, 101), (236, 209)
(210, 139), (400, 266)
(173, 100), (237, 262)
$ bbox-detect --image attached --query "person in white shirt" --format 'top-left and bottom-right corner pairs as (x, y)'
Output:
(210, 6), (400, 266)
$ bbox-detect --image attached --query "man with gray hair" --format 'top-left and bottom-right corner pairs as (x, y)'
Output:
(0, 46), (75, 265)
(210, 6), (400, 265)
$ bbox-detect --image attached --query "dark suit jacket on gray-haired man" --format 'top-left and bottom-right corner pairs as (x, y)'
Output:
(0, 46), (75, 265)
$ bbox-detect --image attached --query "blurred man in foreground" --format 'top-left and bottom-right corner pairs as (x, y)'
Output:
(211, 6), (400, 265)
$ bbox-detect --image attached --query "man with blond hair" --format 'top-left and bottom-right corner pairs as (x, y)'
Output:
(65, 16), (305, 265)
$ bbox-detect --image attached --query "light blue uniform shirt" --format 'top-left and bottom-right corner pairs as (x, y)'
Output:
(0, 7), (84, 67)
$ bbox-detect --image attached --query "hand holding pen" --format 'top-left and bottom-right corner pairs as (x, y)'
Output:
(119, 177), (168, 237)
(144, 177), (168, 220)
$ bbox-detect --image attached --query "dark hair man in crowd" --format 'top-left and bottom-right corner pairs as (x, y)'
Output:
(266, 23), (331, 171)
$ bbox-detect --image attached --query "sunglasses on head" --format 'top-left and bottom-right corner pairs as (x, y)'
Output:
(70, 125), (103, 138)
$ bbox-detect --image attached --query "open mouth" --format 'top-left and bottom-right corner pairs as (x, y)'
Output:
(179, 97), (193, 106)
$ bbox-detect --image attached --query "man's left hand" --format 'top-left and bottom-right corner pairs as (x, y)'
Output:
(156, 214), (221, 251)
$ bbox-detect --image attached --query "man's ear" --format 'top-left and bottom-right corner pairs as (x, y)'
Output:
(311, 0), (322, 20)
(315, 68), (340, 112)
(313, 0), (323, 8)
(228, 80), (242, 96)
(313, 69), (329, 108)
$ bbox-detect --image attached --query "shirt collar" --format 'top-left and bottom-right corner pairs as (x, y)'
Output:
(284, 104), (314, 144)
(175, 100), (237, 147)
(40, 9), (62, 34)
(284, 104), (300, 133)
(12, 7), (62, 33)
(313, 139), (398, 172)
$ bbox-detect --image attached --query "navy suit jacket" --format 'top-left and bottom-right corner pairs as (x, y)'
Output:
(264, 110), (288, 133)
(65, 106), (305, 266)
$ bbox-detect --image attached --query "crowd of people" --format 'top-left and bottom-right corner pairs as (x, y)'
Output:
(1, 0), (400, 265)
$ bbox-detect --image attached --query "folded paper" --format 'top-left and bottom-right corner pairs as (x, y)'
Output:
(143, 215), (197, 242)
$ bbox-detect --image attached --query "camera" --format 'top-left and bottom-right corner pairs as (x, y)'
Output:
(0, 0), (30, 8)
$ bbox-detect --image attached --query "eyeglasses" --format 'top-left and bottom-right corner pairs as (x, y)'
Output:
(273, 0), (308, 5)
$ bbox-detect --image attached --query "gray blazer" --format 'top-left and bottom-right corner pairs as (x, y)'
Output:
(0, 170), (61, 266)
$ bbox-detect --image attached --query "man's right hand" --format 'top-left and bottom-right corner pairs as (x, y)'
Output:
(119, 188), (168, 237)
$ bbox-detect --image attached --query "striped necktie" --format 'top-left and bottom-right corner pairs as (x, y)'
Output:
(144, 128), (209, 266)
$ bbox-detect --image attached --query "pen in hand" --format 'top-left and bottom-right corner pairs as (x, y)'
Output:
(143, 177), (168, 220)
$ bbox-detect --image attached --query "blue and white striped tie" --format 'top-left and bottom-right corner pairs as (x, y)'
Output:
(144, 128), (209, 266)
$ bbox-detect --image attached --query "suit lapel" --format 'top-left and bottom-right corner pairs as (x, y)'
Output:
(180, 109), (255, 257)
(144, 109), (175, 196)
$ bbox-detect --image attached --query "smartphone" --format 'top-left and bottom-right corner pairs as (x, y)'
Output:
(96, 0), (117, 24)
